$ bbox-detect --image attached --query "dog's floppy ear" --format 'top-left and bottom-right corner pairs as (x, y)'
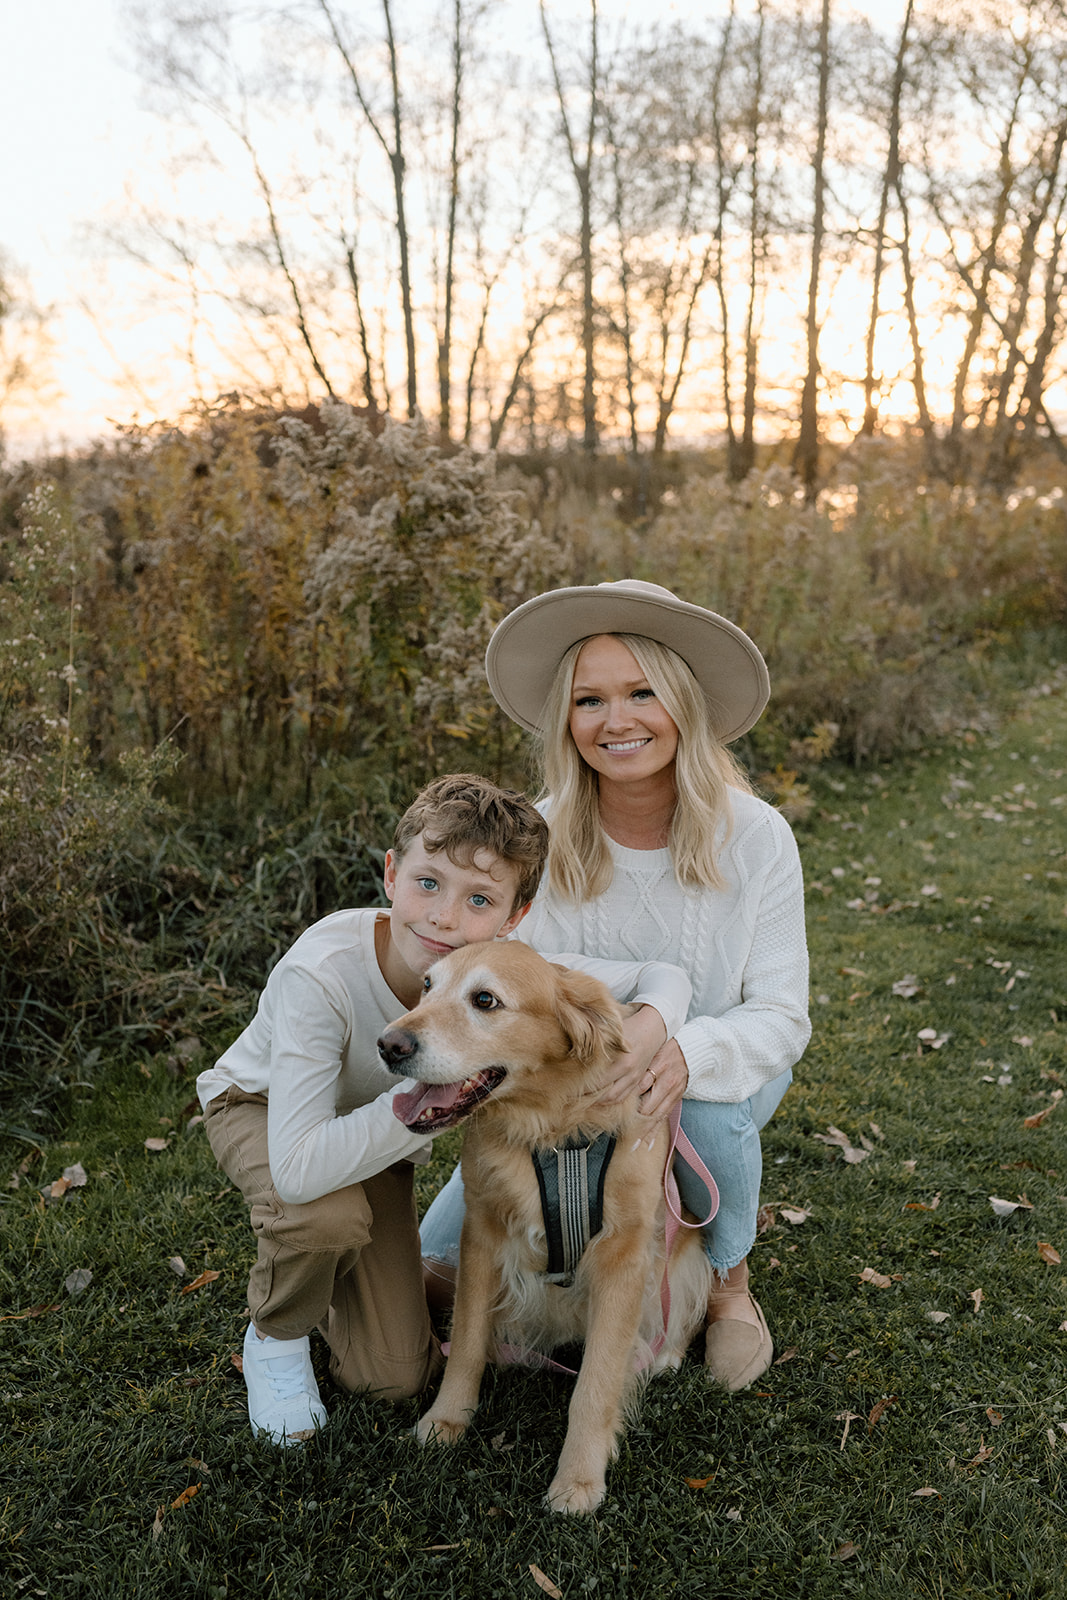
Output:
(551, 967), (627, 1065)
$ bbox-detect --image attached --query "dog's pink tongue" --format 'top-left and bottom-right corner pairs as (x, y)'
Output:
(393, 1080), (463, 1131)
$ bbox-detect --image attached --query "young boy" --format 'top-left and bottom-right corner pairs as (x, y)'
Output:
(197, 774), (690, 1445)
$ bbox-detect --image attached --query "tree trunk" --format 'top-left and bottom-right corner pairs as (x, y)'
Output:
(793, 0), (830, 501)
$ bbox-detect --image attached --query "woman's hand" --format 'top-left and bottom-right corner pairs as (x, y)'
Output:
(593, 1006), (688, 1118)
(636, 1037), (688, 1119)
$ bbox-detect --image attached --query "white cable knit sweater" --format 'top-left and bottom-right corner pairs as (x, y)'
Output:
(517, 787), (811, 1103)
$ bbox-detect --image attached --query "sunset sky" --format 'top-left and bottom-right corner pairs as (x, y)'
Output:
(4, 0), (918, 458)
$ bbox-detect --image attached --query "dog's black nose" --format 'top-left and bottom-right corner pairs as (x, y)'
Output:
(377, 1027), (418, 1071)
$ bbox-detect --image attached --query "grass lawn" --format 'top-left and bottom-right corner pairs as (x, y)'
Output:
(2, 679), (1066, 1599)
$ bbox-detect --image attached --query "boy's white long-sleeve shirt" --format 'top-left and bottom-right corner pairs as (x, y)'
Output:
(516, 788), (811, 1104)
(196, 908), (691, 1204)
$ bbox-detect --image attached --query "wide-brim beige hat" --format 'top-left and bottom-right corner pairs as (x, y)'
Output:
(485, 579), (770, 742)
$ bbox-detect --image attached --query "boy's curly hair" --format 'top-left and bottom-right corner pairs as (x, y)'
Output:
(392, 774), (548, 911)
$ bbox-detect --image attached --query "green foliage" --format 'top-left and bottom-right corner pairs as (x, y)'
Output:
(0, 486), (179, 1135)
(3, 680), (1067, 1598)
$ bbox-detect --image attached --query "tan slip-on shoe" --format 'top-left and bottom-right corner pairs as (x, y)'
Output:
(704, 1292), (773, 1392)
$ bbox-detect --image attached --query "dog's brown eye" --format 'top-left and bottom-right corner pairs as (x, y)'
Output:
(423, 976), (432, 991)
(471, 990), (499, 1011)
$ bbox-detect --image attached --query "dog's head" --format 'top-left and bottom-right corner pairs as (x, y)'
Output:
(378, 941), (626, 1134)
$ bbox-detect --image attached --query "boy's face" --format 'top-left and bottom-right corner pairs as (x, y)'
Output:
(380, 834), (530, 1004)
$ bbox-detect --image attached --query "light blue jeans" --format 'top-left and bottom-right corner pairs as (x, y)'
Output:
(419, 1068), (792, 1278)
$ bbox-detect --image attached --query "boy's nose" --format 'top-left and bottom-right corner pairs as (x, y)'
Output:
(429, 897), (459, 928)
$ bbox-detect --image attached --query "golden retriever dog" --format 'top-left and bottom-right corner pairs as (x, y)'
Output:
(378, 940), (714, 1515)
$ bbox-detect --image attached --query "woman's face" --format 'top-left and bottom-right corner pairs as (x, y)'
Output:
(567, 635), (679, 786)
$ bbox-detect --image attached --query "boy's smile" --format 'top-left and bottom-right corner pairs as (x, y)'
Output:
(377, 836), (529, 1007)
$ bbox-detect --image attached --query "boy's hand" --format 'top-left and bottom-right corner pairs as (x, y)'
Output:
(593, 1005), (688, 1117)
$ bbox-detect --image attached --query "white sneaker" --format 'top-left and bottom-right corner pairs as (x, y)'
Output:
(242, 1322), (328, 1445)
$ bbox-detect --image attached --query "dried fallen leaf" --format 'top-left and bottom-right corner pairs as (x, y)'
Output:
(180, 1270), (221, 1295)
(965, 1443), (994, 1468)
(779, 1207), (811, 1225)
(868, 1397), (897, 1429)
(859, 1267), (893, 1289)
(144, 1137), (171, 1153)
(970, 1288), (984, 1314)
(927, 1310), (951, 1324)
(1024, 1102), (1059, 1129)
(905, 1194), (941, 1211)
(989, 1194), (1035, 1217)
(63, 1163), (88, 1188)
(0, 1302), (61, 1323)
(1038, 1241), (1062, 1265)
(813, 1126), (870, 1163)
(832, 1541), (859, 1562)
(168, 1256), (187, 1278)
(64, 1268), (93, 1296)
(985, 1408), (1004, 1427)
(230, 1351), (244, 1374)
(529, 1564), (564, 1598)
(170, 1485), (200, 1510)
(756, 1204), (776, 1234)
(685, 1476), (713, 1489)
(151, 1506), (165, 1542)
(892, 975), (922, 998)
(773, 1346), (799, 1365)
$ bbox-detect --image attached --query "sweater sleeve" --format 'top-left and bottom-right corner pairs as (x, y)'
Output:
(677, 822), (811, 1103)
(264, 961), (432, 1203)
(541, 951), (692, 1038)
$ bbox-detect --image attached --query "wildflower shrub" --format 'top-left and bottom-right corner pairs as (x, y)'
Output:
(49, 413), (1067, 804)
(72, 404), (567, 805)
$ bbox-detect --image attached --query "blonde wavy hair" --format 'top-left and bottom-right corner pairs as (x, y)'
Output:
(536, 634), (752, 902)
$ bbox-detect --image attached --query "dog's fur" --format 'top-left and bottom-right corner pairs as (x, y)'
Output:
(379, 940), (713, 1514)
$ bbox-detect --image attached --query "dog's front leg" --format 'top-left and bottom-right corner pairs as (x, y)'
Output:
(415, 1216), (500, 1447)
(546, 1240), (648, 1515)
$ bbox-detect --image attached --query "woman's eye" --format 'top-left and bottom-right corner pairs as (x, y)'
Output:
(574, 695), (600, 708)
(471, 990), (500, 1011)
(633, 688), (655, 701)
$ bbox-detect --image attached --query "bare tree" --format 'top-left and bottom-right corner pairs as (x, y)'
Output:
(318, 0), (418, 418)
(541, 0), (600, 453)
(860, 0), (913, 438)
(794, 0), (831, 499)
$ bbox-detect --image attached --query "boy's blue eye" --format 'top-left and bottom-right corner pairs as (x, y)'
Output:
(470, 894), (490, 908)
(417, 877), (438, 891)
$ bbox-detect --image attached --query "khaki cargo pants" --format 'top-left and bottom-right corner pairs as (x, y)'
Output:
(204, 1086), (441, 1401)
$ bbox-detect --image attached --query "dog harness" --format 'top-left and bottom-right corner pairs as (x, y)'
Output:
(532, 1132), (617, 1285)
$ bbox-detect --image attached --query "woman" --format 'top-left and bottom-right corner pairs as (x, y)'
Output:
(421, 579), (810, 1391)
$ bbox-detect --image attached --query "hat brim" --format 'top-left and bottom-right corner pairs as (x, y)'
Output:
(485, 586), (770, 743)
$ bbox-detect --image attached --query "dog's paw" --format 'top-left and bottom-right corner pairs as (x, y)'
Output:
(413, 1412), (468, 1447)
(545, 1474), (606, 1515)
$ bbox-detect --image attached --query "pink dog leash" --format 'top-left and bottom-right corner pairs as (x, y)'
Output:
(649, 1103), (720, 1360)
